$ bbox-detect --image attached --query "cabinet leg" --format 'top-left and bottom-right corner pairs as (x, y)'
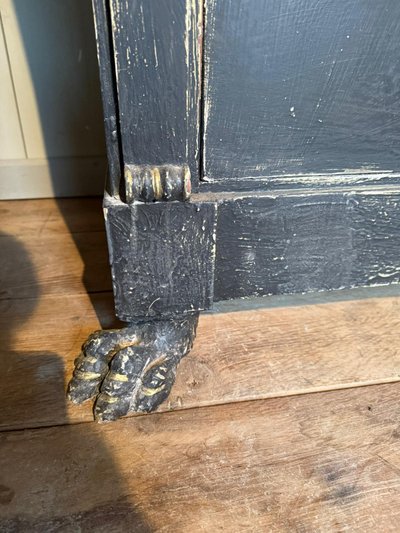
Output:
(67, 313), (199, 422)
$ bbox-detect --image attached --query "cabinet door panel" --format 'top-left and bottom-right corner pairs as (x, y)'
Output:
(203, 0), (400, 184)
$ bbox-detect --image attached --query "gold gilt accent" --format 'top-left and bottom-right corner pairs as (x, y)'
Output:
(108, 372), (129, 382)
(73, 370), (102, 381)
(124, 166), (133, 200)
(124, 164), (191, 203)
(151, 167), (163, 200)
(142, 384), (166, 397)
(100, 394), (119, 404)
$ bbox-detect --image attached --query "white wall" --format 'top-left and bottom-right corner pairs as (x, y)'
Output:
(0, 0), (107, 198)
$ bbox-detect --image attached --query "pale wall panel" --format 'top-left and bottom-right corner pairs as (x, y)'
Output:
(0, 157), (107, 199)
(0, 12), (25, 159)
(0, 0), (105, 159)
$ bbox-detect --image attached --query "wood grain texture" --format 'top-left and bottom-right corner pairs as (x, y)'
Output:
(2, 383), (400, 530)
(110, 0), (202, 187)
(172, 292), (400, 409)
(0, 198), (105, 237)
(2, 285), (400, 431)
(203, 0), (400, 183)
(0, 231), (111, 299)
(0, 293), (118, 431)
(2, 197), (400, 433)
(0, 197), (111, 299)
(104, 196), (217, 319)
(212, 189), (400, 300)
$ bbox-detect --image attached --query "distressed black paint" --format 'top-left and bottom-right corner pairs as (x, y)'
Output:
(68, 313), (199, 421)
(110, 0), (202, 187)
(92, 0), (122, 197)
(104, 196), (217, 320)
(77, 1), (400, 420)
(213, 189), (400, 301)
(203, 0), (400, 183)
(124, 164), (191, 203)
(200, 172), (400, 194)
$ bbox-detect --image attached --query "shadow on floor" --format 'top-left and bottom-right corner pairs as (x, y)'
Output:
(0, 233), (151, 530)
(54, 195), (117, 328)
(11, 0), (113, 326)
(0, 3), (154, 528)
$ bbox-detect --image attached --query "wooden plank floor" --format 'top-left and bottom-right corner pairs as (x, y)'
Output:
(1, 197), (400, 531)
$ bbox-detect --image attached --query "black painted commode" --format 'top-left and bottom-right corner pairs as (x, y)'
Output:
(68, 0), (400, 421)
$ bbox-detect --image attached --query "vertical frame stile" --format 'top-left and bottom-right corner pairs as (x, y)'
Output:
(91, 0), (123, 197)
(108, 0), (203, 189)
(95, 0), (216, 319)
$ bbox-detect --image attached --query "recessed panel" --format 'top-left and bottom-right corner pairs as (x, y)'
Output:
(203, 0), (400, 181)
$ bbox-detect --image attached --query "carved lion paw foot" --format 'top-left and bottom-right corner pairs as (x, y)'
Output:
(67, 314), (198, 422)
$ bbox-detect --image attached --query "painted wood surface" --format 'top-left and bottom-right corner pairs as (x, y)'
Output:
(210, 189), (400, 300)
(109, 0), (203, 187)
(92, 0), (122, 197)
(202, 0), (400, 183)
(104, 196), (217, 319)
(2, 198), (400, 431)
(2, 382), (400, 530)
(4, 190), (400, 303)
(94, 0), (400, 321)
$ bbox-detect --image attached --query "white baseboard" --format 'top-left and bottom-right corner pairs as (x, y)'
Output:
(0, 156), (107, 199)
